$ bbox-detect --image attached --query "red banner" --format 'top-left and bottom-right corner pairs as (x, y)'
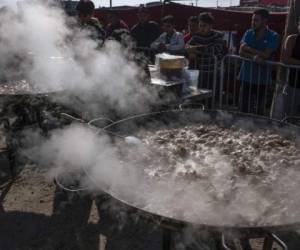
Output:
(94, 2), (287, 45)
(259, 0), (288, 6)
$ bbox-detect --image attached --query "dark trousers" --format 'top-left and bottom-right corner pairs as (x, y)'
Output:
(239, 84), (271, 115)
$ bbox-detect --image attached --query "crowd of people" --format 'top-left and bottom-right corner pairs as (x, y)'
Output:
(1, 0), (299, 115)
(75, 0), (230, 59)
(75, 1), (299, 67)
(75, 0), (300, 115)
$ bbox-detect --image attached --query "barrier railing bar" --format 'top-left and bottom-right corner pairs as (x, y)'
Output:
(219, 58), (225, 109)
(248, 61), (254, 113)
(257, 64), (263, 115)
(226, 56), (231, 108)
(233, 57), (238, 108)
(223, 54), (300, 70)
(212, 56), (218, 108)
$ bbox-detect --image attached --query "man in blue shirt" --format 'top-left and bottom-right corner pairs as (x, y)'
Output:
(239, 9), (279, 114)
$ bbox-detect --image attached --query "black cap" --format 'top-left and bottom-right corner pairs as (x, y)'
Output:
(76, 0), (95, 15)
(138, 6), (149, 14)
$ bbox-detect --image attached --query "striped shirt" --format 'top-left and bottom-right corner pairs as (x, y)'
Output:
(187, 30), (227, 71)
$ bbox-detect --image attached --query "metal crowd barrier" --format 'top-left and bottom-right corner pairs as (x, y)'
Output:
(272, 63), (300, 119)
(134, 48), (300, 118)
(219, 55), (278, 116)
(219, 55), (300, 118)
(188, 55), (218, 108)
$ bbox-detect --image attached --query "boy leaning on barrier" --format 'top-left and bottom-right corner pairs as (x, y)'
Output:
(239, 8), (279, 114)
(185, 12), (227, 89)
(185, 12), (227, 62)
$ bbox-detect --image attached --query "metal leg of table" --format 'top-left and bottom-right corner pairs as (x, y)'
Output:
(221, 233), (235, 250)
(162, 228), (172, 250)
(263, 235), (274, 250)
(263, 233), (288, 250)
(240, 237), (252, 250)
(221, 232), (252, 250)
(8, 148), (15, 178)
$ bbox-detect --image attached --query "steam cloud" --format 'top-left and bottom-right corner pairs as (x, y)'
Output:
(23, 118), (300, 229)
(0, 0), (156, 115)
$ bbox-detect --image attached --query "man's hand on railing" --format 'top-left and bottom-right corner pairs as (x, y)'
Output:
(185, 45), (205, 55)
(253, 55), (264, 64)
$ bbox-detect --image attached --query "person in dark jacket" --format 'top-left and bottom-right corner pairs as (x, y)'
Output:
(131, 6), (160, 48)
(106, 28), (150, 84)
(76, 0), (106, 46)
(105, 10), (129, 38)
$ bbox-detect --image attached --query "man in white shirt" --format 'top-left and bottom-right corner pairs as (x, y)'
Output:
(151, 15), (184, 55)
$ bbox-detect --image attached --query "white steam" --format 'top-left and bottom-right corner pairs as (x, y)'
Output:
(23, 120), (300, 228)
(0, 1), (156, 114)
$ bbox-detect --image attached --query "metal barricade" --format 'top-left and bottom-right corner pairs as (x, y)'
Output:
(219, 55), (279, 116)
(135, 49), (300, 117)
(272, 63), (300, 118)
(188, 55), (218, 108)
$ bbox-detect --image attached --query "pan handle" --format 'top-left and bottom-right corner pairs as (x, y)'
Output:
(0, 118), (10, 130)
(59, 113), (115, 129)
(281, 116), (300, 124)
(60, 113), (86, 123)
(221, 233), (233, 250)
(88, 117), (115, 129)
(267, 233), (288, 250)
(54, 175), (88, 192)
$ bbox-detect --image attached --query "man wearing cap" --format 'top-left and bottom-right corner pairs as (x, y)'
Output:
(131, 6), (160, 48)
(76, 0), (106, 46)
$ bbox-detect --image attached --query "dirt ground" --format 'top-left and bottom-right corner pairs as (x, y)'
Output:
(0, 165), (164, 250)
